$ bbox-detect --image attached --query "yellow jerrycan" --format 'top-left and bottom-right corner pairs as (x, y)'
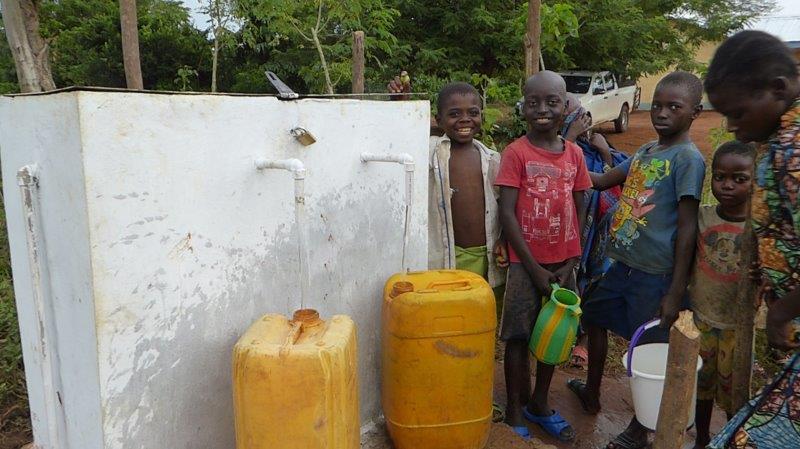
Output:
(382, 270), (496, 449)
(232, 309), (359, 449)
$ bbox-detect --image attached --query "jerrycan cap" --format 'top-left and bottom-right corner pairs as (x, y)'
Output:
(292, 309), (323, 328)
(390, 281), (414, 298)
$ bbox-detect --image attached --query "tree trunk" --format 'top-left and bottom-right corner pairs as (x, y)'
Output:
(351, 31), (364, 95)
(211, 31), (219, 93)
(0, 0), (56, 93)
(311, 27), (334, 94)
(119, 0), (143, 90)
(524, 0), (542, 77)
(731, 198), (757, 411)
(653, 311), (700, 449)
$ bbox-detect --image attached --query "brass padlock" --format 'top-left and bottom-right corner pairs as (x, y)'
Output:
(290, 127), (316, 146)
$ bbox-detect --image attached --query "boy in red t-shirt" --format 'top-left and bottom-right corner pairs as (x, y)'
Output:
(495, 71), (591, 441)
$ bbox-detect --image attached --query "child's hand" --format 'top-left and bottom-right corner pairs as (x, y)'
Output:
(387, 75), (411, 101)
(657, 293), (682, 329)
(564, 113), (592, 142)
(494, 241), (509, 269)
(551, 261), (576, 287)
(530, 267), (554, 297)
(589, 133), (611, 154)
(767, 314), (800, 351)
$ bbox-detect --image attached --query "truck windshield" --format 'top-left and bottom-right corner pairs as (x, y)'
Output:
(562, 76), (592, 94)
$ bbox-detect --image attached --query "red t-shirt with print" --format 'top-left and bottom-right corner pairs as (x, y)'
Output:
(495, 136), (592, 264)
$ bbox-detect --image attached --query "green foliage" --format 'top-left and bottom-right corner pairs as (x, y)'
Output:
(0, 180), (28, 436)
(559, 0), (773, 80)
(0, 18), (19, 94)
(174, 65), (199, 91)
(37, 0), (210, 90)
(236, 0), (403, 94)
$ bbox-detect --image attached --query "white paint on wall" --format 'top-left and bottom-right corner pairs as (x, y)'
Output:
(0, 90), (430, 449)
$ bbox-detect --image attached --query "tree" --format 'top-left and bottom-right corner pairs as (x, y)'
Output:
(557, 0), (774, 80)
(236, 0), (401, 94)
(524, 0), (541, 76)
(0, 0), (55, 92)
(119, 0), (143, 89)
(200, 0), (236, 92)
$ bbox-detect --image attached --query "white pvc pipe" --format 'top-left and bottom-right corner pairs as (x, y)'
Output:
(360, 153), (415, 272)
(17, 164), (66, 449)
(254, 158), (309, 310)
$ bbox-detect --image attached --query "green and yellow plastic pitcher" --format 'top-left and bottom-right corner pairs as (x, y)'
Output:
(529, 284), (582, 365)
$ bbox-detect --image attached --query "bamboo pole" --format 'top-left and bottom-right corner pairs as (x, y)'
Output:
(119, 0), (143, 90)
(352, 31), (365, 95)
(731, 198), (756, 411)
(653, 311), (700, 449)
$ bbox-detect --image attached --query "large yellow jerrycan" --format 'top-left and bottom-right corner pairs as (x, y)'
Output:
(232, 309), (359, 449)
(382, 270), (496, 449)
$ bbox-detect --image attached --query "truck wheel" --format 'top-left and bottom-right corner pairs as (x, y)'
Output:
(614, 104), (629, 133)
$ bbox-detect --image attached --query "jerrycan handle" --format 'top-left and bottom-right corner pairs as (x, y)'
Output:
(626, 318), (661, 377)
(426, 279), (471, 291)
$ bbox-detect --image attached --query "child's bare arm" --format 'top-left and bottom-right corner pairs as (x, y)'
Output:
(659, 197), (699, 329)
(499, 186), (553, 294)
(590, 165), (627, 191)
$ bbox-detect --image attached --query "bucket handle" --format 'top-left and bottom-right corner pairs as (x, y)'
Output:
(626, 318), (661, 377)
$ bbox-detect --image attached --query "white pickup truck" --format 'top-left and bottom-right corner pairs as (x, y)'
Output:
(559, 70), (640, 133)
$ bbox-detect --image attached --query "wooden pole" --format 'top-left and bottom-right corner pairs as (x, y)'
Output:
(653, 311), (700, 449)
(119, 0), (143, 90)
(731, 198), (756, 411)
(524, 0), (542, 77)
(352, 31), (365, 94)
(0, 0), (56, 92)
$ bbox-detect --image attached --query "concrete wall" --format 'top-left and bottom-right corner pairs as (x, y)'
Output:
(0, 90), (430, 449)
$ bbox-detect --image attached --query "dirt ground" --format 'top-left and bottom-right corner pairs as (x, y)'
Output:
(600, 110), (725, 159)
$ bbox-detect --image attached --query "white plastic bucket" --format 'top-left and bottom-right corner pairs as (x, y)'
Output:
(622, 320), (703, 431)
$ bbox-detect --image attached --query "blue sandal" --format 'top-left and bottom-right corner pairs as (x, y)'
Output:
(511, 425), (531, 439)
(523, 408), (575, 442)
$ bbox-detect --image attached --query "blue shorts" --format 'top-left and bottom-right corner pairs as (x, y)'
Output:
(581, 262), (684, 343)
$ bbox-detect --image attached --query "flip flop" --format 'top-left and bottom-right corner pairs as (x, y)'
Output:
(523, 408), (575, 442)
(567, 378), (600, 414)
(605, 429), (648, 449)
(511, 425), (531, 439)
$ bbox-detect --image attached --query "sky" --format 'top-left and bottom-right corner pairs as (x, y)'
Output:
(181, 0), (800, 31)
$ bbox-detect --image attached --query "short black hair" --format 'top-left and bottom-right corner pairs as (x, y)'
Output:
(436, 82), (480, 114)
(656, 71), (704, 106)
(705, 30), (799, 94)
(712, 140), (756, 169)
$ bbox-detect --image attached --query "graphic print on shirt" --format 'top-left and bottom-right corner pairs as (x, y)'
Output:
(699, 222), (743, 282)
(610, 157), (670, 248)
(520, 160), (578, 245)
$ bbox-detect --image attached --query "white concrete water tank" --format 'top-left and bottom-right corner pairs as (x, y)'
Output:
(0, 88), (430, 449)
